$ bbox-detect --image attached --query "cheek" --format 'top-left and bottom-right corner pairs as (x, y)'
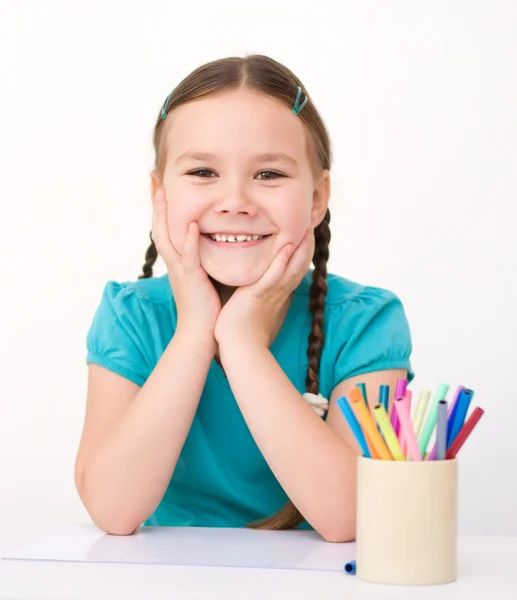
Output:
(164, 190), (205, 251)
(275, 193), (312, 246)
(165, 205), (188, 251)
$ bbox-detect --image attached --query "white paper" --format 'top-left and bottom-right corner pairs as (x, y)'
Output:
(2, 524), (356, 572)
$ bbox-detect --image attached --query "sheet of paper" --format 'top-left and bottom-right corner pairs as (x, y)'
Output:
(2, 524), (356, 572)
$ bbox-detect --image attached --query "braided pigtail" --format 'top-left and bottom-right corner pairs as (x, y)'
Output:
(138, 231), (158, 279)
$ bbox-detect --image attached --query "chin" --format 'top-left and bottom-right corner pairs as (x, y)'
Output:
(205, 263), (266, 288)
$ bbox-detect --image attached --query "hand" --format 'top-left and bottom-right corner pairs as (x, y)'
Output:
(214, 228), (315, 349)
(152, 187), (221, 336)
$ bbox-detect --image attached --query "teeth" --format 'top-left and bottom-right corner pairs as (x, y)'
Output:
(209, 234), (265, 243)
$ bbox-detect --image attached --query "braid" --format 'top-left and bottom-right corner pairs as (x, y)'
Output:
(248, 209), (332, 531)
(138, 231), (158, 279)
(305, 209), (331, 394)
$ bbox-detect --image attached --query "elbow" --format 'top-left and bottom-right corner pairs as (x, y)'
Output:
(89, 508), (141, 536)
(321, 525), (356, 543)
(95, 519), (139, 536)
(317, 512), (356, 543)
(74, 462), (142, 536)
(75, 482), (141, 537)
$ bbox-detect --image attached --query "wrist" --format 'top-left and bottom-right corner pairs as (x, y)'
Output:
(218, 339), (269, 361)
(174, 324), (217, 353)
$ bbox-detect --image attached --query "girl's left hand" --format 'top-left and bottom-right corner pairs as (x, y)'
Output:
(214, 228), (315, 349)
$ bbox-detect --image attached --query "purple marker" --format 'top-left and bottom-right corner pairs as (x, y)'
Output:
(428, 385), (464, 460)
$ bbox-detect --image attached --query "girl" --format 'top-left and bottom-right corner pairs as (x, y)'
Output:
(75, 54), (413, 542)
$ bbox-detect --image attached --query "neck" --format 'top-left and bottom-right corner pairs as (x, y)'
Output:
(210, 277), (236, 306)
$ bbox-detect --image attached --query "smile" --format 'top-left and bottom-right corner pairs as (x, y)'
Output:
(204, 233), (271, 243)
(202, 233), (272, 246)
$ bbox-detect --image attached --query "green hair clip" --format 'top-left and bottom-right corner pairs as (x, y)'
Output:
(292, 86), (308, 115)
(161, 92), (172, 120)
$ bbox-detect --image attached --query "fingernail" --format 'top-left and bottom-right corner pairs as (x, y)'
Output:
(286, 245), (293, 257)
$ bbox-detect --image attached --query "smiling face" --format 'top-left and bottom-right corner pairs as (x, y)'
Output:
(152, 87), (330, 287)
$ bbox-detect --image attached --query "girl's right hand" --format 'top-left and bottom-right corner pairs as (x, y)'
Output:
(152, 187), (221, 337)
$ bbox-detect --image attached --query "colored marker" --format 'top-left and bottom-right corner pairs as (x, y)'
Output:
(356, 383), (368, 409)
(428, 385), (464, 460)
(394, 396), (422, 461)
(435, 400), (448, 460)
(447, 388), (474, 447)
(395, 378), (408, 399)
(418, 383), (449, 456)
(350, 388), (391, 460)
(379, 385), (389, 413)
(344, 560), (356, 574)
(373, 404), (404, 460)
(399, 390), (412, 456)
(412, 390), (431, 438)
(406, 388), (413, 414)
(390, 378), (408, 435)
(336, 396), (371, 458)
(446, 407), (484, 459)
(348, 388), (379, 458)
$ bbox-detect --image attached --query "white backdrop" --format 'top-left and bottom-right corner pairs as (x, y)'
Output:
(1, 0), (516, 551)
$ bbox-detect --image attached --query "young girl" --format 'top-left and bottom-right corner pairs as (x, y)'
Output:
(75, 54), (413, 542)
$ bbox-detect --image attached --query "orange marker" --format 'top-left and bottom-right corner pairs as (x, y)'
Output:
(350, 388), (391, 460)
(348, 390), (378, 458)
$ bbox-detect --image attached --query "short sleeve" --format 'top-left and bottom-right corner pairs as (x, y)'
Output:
(86, 281), (156, 386)
(330, 286), (414, 387)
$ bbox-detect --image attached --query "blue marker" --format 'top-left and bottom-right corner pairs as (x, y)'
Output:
(379, 385), (389, 413)
(344, 560), (356, 575)
(336, 396), (371, 458)
(447, 388), (474, 448)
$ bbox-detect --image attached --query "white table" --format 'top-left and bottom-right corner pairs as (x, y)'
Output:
(1, 533), (516, 599)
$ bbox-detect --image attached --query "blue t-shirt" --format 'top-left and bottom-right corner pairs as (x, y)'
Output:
(86, 270), (413, 529)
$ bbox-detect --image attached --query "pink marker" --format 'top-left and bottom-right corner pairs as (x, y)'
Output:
(428, 385), (464, 460)
(395, 395), (422, 461)
(390, 378), (408, 435)
(399, 390), (412, 456)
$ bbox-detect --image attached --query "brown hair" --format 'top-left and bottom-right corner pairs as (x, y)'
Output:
(139, 55), (332, 530)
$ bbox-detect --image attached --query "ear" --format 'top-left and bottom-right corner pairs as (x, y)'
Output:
(150, 169), (162, 210)
(310, 169), (331, 228)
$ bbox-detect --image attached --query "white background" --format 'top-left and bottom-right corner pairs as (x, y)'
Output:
(1, 0), (516, 553)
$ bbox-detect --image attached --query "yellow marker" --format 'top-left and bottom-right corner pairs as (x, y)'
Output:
(412, 390), (431, 439)
(350, 389), (391, 460)
(373, 404), (405, 461)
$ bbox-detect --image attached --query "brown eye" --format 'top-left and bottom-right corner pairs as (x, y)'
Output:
(257, 171), (284, 181)
(188, 169), (217, 177)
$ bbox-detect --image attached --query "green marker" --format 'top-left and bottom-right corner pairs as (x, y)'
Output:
(418, 383), (449, 456)
(373, 404), (404, 460)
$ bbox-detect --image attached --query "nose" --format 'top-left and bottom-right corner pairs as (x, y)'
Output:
(212, 182), (259, 217)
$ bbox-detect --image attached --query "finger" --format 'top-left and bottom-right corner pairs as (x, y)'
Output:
(253, 243), (293, 294)
(182, 222), (201, 273)
(151, 188), (180, 268)
(285, 228), (315, 279)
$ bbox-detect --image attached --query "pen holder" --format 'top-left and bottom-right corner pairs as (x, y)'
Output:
(356, 456), (458, 585)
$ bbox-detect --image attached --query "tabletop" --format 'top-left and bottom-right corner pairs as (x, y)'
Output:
(1, 531), (516, 599)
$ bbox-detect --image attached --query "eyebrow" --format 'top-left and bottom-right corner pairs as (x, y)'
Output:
(174, 151), (299, 167)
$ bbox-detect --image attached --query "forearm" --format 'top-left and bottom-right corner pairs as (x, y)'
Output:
(81, 328), (215, 534)
(220, 343), (357, 541)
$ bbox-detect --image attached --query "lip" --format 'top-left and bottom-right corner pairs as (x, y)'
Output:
(202, 231), (271, 237)
(201, 233), (272, 248)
